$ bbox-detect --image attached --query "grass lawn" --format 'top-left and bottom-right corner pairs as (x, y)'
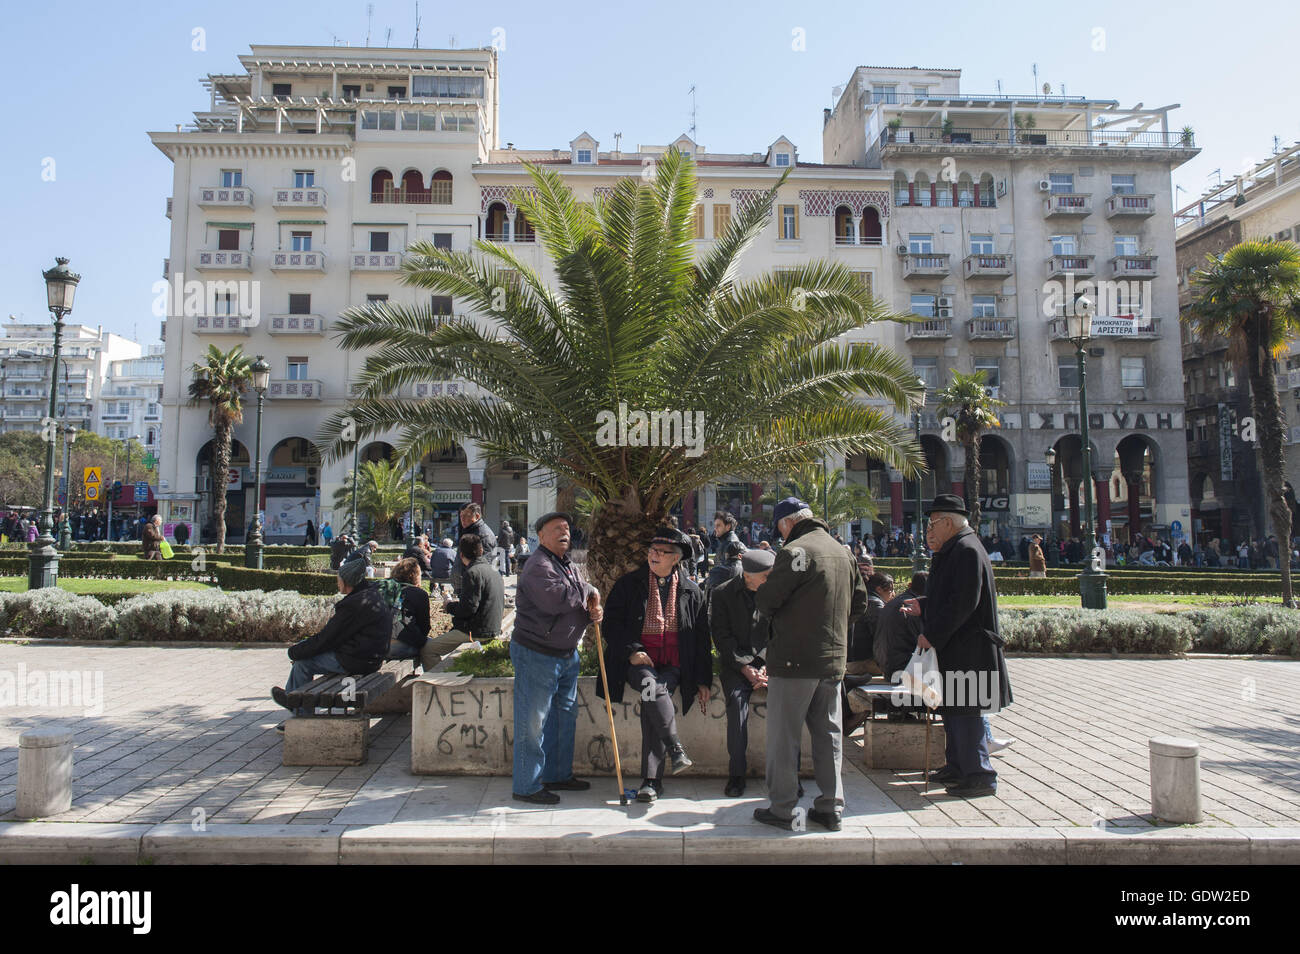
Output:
(0, 576), (213, 595)
(999, 593), (1289, 610)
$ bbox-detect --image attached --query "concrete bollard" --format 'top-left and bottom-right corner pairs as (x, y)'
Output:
(1149, 736), (1201, 824)
(17, 727), (74, 818)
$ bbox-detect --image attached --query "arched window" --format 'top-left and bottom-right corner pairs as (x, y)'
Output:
(513, 210), (535, 243)
(430, 169), (453, 204)
(894, 171), (910, 208)
(979, 173), (996, 208)
(956, 173), (975, 208)
(834, 205), (856, 244)
(370, 169), (394, 203)
(914, 172), (932, 207)
(400, 169), (428, 203)
(485, 202), (509, 241)
(861, 206), (883, 245)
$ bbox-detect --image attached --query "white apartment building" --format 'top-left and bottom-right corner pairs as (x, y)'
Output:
(824, 67), (1198, 545)
(98, 347), (165, 454)
(0, 322), (142, 438)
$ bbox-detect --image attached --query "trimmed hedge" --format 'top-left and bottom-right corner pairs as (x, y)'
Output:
(1000, 609), (1193, 654)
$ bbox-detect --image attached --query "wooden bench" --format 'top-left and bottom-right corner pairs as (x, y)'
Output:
(281, 662), (415, 766)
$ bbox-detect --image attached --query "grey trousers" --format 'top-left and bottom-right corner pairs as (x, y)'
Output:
(628, 663), (680, 780)
(764, 675), (844, 819)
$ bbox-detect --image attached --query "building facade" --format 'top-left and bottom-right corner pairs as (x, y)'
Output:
(98, 347), (165, 456)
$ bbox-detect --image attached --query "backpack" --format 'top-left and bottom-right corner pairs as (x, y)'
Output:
(372, 578), (406, 647)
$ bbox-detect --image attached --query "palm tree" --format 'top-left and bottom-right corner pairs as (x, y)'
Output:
(935, 370), (1005, 533)
(317, 149), (923, 593)
(187, 344), (252, 553)
(762, 464), (880, 530)
(1185, 238), (1300, 607)
(331, 459), (430, 541)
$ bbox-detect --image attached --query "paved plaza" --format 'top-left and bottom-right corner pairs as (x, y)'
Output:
(1, 641), (1298, 862)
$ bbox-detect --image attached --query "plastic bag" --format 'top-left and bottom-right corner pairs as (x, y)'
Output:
(159, 540), (174, 559)
(899, 647), (943, 709)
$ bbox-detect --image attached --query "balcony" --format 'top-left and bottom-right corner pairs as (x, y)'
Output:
(351, 251), (405, 271)
(962, 253), (1013, 279)
(1110, 255), (1158, 279)
(1043, 193), (1092, 218)
(1105, 193), (1156, 219)
(270, 250), (326, 272)
(834, 234), (884, 247)
(902, 252), (950, 278)
(195, 249), (252, 271)
(409, 380), (464, 398)
(268, 314), (326, 335)
(880, 126), (1195, 151)
(1279, 369), (1300, 391)
(268, 379), (323, 400)
(165, 197), (173, 219)
(272, 187), (327, 209)
(99, 413), (130, 422)
(192, 315), (252, 335)
(967, 318), (1016, 340)
(1046, 254), (1095, 278)
(197, 186), (253, 209)
(1048, 315), (1161, 340)
(905, 318), (953, 340)
(4, 389), (44, 401)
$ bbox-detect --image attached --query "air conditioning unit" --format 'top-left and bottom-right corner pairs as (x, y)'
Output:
(996, 178), (1008, 197)
(896, 244), (909, 256)
(936, 296), (953, 308)
(304, 466), (320, 488)
(937, 307), (953, 318)
(1038, 179), (1052, 192)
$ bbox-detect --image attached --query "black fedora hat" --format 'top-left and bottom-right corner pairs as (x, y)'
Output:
(926, 493), (969, 517)
(645, 526), (693, 562)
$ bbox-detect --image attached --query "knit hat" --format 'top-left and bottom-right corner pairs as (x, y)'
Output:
(338, 554), (370, 588)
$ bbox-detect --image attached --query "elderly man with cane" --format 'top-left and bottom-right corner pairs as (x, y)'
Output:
(901, 495), (1013, 798)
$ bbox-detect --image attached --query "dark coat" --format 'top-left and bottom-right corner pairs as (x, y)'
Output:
(849, 593), (884, 662)
(920, 526), (1012, 716)
(445, 555), (504, 638)
(288, 580), (392, 674)
(598, 564), (712, 715)
(874, 587), (921, 680)
(141, 522), (163, 560)
(709, 574), (768, 684)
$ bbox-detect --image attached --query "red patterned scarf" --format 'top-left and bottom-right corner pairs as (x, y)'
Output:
(641, 568), (679, 665)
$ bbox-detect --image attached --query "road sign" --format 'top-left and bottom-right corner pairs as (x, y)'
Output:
(143, 452), (157, 471)
(85, 485), (99, 501)
(1171, 520), (1183, 535)
(58, 492), (66, 505)
(135, 481), (149, 500)
(83, 466), (102, 486)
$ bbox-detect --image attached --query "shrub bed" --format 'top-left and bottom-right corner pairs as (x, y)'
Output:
(0, 588), (118, 639)
(1000, 609), (1194, 654)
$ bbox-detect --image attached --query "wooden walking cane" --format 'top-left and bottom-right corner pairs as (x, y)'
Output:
(923, 710), (931, 794)
(592, 621), (629, 806)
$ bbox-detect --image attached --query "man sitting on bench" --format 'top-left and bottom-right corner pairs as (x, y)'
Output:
(271, 553), (392, 719)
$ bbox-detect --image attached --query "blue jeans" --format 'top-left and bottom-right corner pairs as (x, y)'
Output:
(284, 650), (348, 715)
(510, 641), (580, 795)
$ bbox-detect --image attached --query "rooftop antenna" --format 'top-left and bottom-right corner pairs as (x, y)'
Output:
(996, 79), (1002, 95)
(449, 34), (456, 48)
(1274, 135), (1283, 155)
(385, 27), (392, 47)
(413, 1), (421, 48)
(613, 131), (623, 154)
(688, 85), (697, 139)
(324, 27), (342, 46)
(366, 3), (373, 46)
(1209, 168), (1222, 187)
(1032, 63), (1038, 97)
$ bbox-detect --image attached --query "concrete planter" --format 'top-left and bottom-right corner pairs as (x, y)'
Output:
(411, 675), (815, 777)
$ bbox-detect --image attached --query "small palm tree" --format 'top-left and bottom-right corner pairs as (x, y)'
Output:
(317, 149), (923, 593)
(187, 344), (252, 553)
(1185, 238), (1300, 607)
(763, 464), (880, 529)
(331, 459), (430, 541)
(936, 370), (1005, 532)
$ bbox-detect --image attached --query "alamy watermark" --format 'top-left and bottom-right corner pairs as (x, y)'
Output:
(0, 665), (104, 716)
(595, 403), (705, 457)
(151, 272), (262, 324)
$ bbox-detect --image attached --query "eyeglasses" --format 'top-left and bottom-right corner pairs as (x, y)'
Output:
(649, 547), (680, 558)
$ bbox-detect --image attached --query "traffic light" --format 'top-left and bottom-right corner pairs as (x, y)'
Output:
(112, 480), (123, 501)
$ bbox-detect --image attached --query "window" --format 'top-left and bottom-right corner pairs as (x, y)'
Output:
(973, 357), (1001, 388)
(713, 203), (731, 238)
(286, 358), (309, 381)
(872, 85), (897, 103)
(1223, 363), (1236, 387)
(908, 233), (933, 254)
(412, 75), (485, 98)
(388, 86), (406, 99)
(1121, 356), (1147, 388)
(1195, 418), (1209, 442)
(291, 231), (312, 252)
(366, 294), (388, 303)
(432, 232), (452, 250)
(775, 152), (791, 167)
(293, 170), (315, 187)
(971, 295), (997, 318)
(910, 294), (936, 317)
(217, 229), (240, 251)
(779, 205), (799, 239)
(430, 296), (453, 317)
(369, 231), (389, 252)
(576, 149), (592, 163)
(288, 293), (311, 315)
(969, 234), (994, 255)
(1051, 234), (1077, 256)
(913, 356), (939, 390)
(1114, 235), (1139, 256)
(850, 271), (873, 296)
(220, 170), (243, 187)
(1049, 173), (1074, 194)
(912, 85), (929, 98)
(341, 84), (360, 101)
(1111, 174), (1136, 195)
(272, 83), (292, 98)
(693, 204), (705, 239)
(441, 114), (476, 132)
(430, 170), (453, 204)
(1058, 355), (1079, 389)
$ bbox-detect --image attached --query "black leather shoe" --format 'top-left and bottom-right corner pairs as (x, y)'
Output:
(636, 780), (661, 803)
(271, 686), (292, 711)
(543, 777), (591, 791)
(724, 777), (746, 797)
(512, 789), (561, 805)
(928, 765), (962, 784)
(753, 807), (793, 830)
(808, 809), (842, 831)
(944, 780), (997, 798)
(667, 742), (693, 774)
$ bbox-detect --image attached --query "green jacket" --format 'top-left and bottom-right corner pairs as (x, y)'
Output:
(755, 517), (868, 679)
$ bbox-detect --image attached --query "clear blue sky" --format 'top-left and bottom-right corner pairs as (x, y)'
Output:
(2, 0), (1296, 342)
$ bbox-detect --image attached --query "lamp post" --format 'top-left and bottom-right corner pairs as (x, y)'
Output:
(30, 258), (79, 588)
(58, 425), (77, 549)
(350, 434), (361, 539)
(409, 464), (417, 540)
(244, 356), (270, 569)
(1067, 308), (1108, 609)
(123, 434), (140, 539)
(1046, 446), (1058, 537)
(912, 376), (928, 574)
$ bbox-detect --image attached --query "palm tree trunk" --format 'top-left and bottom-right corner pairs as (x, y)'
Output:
(212, 419), (231, 554)
(583, 493), (664, 597)
(967, 434), (983, 532)
(1246, 321), (1295, 607)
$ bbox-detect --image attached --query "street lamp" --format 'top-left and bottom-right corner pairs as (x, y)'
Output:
(30, 257), (79, 588)
(912, 376), (928, 574)
(244, 355), (270, 569)
(350, 434), (361, 539)
(123, 434), (141, 539)
(58, 425), (77, 549)
(1066, 308), (1108, 609)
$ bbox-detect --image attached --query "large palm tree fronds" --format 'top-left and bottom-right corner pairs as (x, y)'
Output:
(332, 459), (430, 541)
(187, 344), (252, 553)
(763, 464), (881, 529)
(936, 370), (1005, 531)
(318, 148), (925, 591)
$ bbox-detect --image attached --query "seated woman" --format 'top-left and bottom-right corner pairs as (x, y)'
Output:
(598, 526), (713, 803)
(385, 557), (439, 671)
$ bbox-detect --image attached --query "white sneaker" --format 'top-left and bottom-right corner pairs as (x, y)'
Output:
(988, 737), (1015, 755)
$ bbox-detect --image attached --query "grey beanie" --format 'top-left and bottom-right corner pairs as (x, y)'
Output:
(338, 555), (369, 588)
